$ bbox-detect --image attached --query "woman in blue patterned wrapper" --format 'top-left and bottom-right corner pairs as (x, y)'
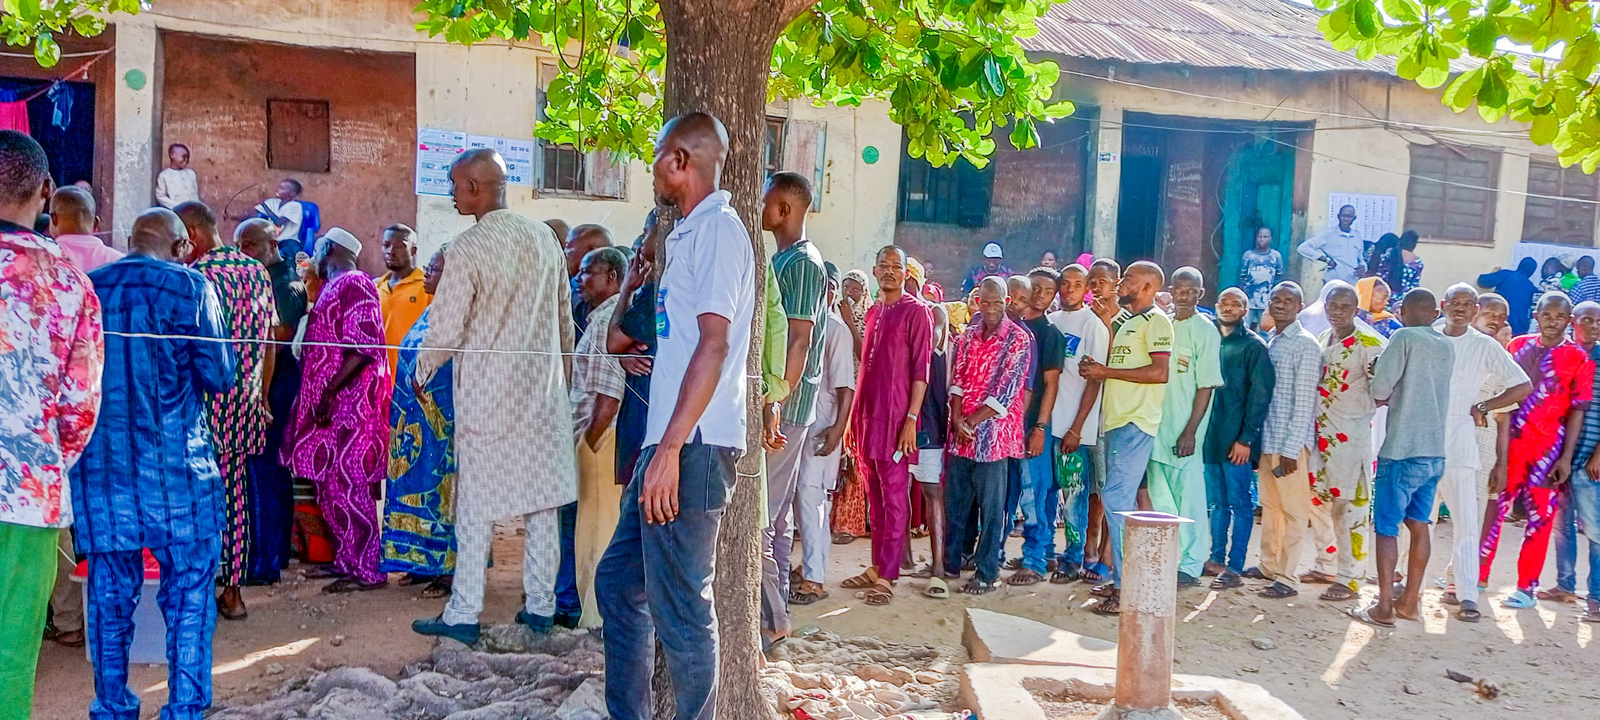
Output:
(380, 247), (457, 598)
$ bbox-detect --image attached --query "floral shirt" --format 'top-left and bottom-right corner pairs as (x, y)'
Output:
(949, 316), (1033, 463)
(1312, 327), (1384, 504)
(0, 223), (104, 529)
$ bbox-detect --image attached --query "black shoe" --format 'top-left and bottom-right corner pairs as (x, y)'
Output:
(516, 609), (555, 633)
(554, 611), (581, 629)
(1177, 572), (1200, 589)
(413, 615), (481, 644)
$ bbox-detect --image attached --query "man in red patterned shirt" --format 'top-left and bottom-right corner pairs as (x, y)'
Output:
(944, 277), (1033, 595)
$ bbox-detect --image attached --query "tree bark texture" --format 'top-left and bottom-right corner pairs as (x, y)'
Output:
(652, 1), (817, 718)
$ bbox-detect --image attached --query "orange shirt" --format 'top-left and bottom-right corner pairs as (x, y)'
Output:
(377, 268), (431, 374)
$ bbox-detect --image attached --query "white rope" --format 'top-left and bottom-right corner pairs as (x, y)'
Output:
(102, 330), (644, 358)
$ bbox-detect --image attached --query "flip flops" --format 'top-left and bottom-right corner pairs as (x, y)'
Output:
(1319, 583), (1358, 602)
(925, 577), (951, 600)
(1006, 568), (1045, 586)
(1080, 562), (1110, 585)
(1501, 590), (1538, 609)
(1457, 602), (1482, 623)
(1348, 604), (1396, 629)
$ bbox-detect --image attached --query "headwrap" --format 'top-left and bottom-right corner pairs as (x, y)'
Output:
(1356, 277), (1395, 323)
(905, 256), (925, 287)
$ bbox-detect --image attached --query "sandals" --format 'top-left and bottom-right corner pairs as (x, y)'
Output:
(1457, 601), (1482, 623)
(1537, 587), (1580, 603)
(1049, 565), (1081, 584)
(962, 578), (1000, 596)
(841, 568), (880, 590)
(863, 579), (894, 606)
(1090, 582), (1118, 598)
(1348, 604), (1396, 628)
(832, 532), (857, 545)
(1258, 583), (1299, 600)
(1080, 562), (1109, 585)
(1501, 589), (1538, 609)
(790, 580), (829, 605)
(1583, 602), (1600, 623)
(1299, 571), (1337, 585)
(1241, 566), (1269, 581)
(925, 577), (951, 600)
(1092, 593), (1121, 616)
(910, 564), (937, 580)
(1006, 568), (1045, 586)
(1319, 583), (1358, 602)
(420, 577), (453, 599)
(1210, 571), (1243, 590)
(322, 577), (387, 594)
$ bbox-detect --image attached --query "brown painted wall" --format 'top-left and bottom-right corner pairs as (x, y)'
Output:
(896, 115), (1092, 288)
(160, 32), (416, 275)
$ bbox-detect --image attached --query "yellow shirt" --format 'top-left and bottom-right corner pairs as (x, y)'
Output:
(1101, 307), (1174, 436)
(378, 268), (431, 373)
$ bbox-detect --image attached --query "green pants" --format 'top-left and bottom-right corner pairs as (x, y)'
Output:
(1146, 461), (1212, 578)
(0, 521), (58, 720)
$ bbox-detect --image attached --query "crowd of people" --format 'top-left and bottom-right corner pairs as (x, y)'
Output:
(4, 109), (1600, 720)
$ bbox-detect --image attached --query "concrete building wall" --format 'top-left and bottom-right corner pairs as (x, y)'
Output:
(106, 0), (899, 280)
(160, 32), (417, 276)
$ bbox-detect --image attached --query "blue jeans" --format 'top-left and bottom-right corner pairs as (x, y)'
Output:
(1020, 424), (1060, 574)
(1554, 482), (1579, 594)
(596, 442), (738, 720)
(87, 537), (220, 720)
(1205, 461), (1257, 573)
(1374, 457), (1444, 537)
(1103, 424), (1156, 587)
(557, 502), (580, 617)
(1056, 446), (1095, 568)
(1561, 470), (1600, 599)
(944, 455), (1009, 583)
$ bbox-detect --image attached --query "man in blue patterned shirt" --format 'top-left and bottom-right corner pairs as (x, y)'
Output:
(1553, 300), (1600, 621)
(1246, 282), (1322, 600)
(77, 208), (235, 720)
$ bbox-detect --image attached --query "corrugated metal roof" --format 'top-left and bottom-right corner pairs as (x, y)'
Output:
(1023, 0), (1403, 74)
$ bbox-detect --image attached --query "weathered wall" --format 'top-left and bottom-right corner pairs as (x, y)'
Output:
(159, 32), (417, 275)
(896, 114), (1092, 286)
(0, 31), (117, 218)
(112, 0), (899, 282)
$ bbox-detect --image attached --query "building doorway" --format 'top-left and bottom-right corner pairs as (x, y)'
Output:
(0, 78), (96, 191)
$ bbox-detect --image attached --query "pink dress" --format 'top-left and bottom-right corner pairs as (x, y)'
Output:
(280, 270), (390, 583)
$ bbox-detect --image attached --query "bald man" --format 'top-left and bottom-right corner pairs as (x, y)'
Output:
(1203, 287), (1274, 589)
(49, 185), (122, 272)
(1250, 281), (1321, 600)
(1481, 292), (1593, 610)
(566, 224), (613, 335)
(177, 200), (277, 620)
(1146, 267), (1222, 586)
(597, 112), (755, 720)
(236, 218), (307, 586)
(1356, 289), (1453, 627)
(1431, 284), (1530, 621)
(1078, 260), (1172, 615)
(78, 207), (234, 719)
(412, 148), (577, 642)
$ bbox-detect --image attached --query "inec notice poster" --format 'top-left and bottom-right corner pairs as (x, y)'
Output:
(416, 128), (467, 197)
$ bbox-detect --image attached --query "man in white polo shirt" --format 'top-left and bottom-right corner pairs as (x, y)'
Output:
(595, 112), (755, 720)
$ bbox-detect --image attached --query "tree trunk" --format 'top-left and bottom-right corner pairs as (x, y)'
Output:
(654, 1), (814, 719)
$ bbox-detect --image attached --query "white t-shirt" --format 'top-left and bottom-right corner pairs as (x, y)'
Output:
(1438, 326), (1528, 469)
(259, 198), (304, 242)
(644, 190), (755, 450)
(811, 310), (857, 432)
(1048, 305), (1111, 444)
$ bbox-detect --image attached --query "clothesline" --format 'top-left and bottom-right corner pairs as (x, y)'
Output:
(102, 330), (649, 359)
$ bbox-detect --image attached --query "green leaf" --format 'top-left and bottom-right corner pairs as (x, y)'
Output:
(1352, 0), (1382, 38)
(1531, 113), (1559, 145)
(1382, 0), (1421, 24)
(1466, 18), (1498, 57)
(32, 33), (58, 68)
(1415, 61), (1450, 89)
(1442, 67), (1483, 110)
(982, 54), (1005, 97)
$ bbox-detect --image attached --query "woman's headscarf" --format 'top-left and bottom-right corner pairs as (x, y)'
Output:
(1356, 276), (1394, 322)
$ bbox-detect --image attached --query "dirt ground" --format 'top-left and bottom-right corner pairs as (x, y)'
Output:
(31, 519), (1600, 719)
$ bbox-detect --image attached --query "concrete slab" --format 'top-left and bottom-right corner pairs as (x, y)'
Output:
(962, 608), (1119, 668)
(961, 663), (1306, 720)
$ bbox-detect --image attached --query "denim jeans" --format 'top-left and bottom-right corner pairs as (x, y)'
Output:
(998, 458), (1028, 566)
(1554, 482), (1579, 594)
(1056, 446), (1095, 569)
(1205, 461), (1257, 572)
(596, 442), (738, 720)
(1103, 424), (1156, 587)
(557, 502), (580, 617)
(1020, 423), (1060, 574)
(944, 455), (1009, 583)
(1561, 469), (1600, 599)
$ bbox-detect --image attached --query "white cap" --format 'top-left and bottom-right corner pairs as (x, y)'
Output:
(321, 227), (362, 258)
(983, 242), (1003, 259)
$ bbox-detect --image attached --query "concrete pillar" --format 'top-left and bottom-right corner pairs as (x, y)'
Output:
(1089, 107), (1122, 260)
(1097, 511), (1190, 720)
(111, 21), (160, 248)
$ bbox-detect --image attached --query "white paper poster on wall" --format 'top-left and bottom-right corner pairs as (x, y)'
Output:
(415, 128), (467, 196)
(1327, 193), (1399, 244)
(466, 135), (535, 187)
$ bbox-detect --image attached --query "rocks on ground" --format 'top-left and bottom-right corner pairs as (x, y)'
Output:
(763, 631), (969, 719)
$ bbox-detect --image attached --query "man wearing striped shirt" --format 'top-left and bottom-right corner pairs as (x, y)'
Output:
(1248, 281), (1322, 600)
(761, 171), (828, 644)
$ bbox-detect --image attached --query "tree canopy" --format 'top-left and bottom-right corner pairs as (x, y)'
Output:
(1315, 0), (1600, 171)
(0, 0), (137, 66)
(412, 0), (1076, 167)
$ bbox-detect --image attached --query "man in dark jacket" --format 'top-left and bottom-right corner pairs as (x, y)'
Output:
(1202, 287), (1275, 589)
(77, 208), (235, 720)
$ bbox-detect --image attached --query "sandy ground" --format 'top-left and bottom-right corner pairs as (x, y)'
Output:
(31, 518), (1600, 719)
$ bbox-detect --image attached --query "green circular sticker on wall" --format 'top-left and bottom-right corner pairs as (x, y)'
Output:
(124, 69), (147, 91)
(862, 145), (880, 164)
